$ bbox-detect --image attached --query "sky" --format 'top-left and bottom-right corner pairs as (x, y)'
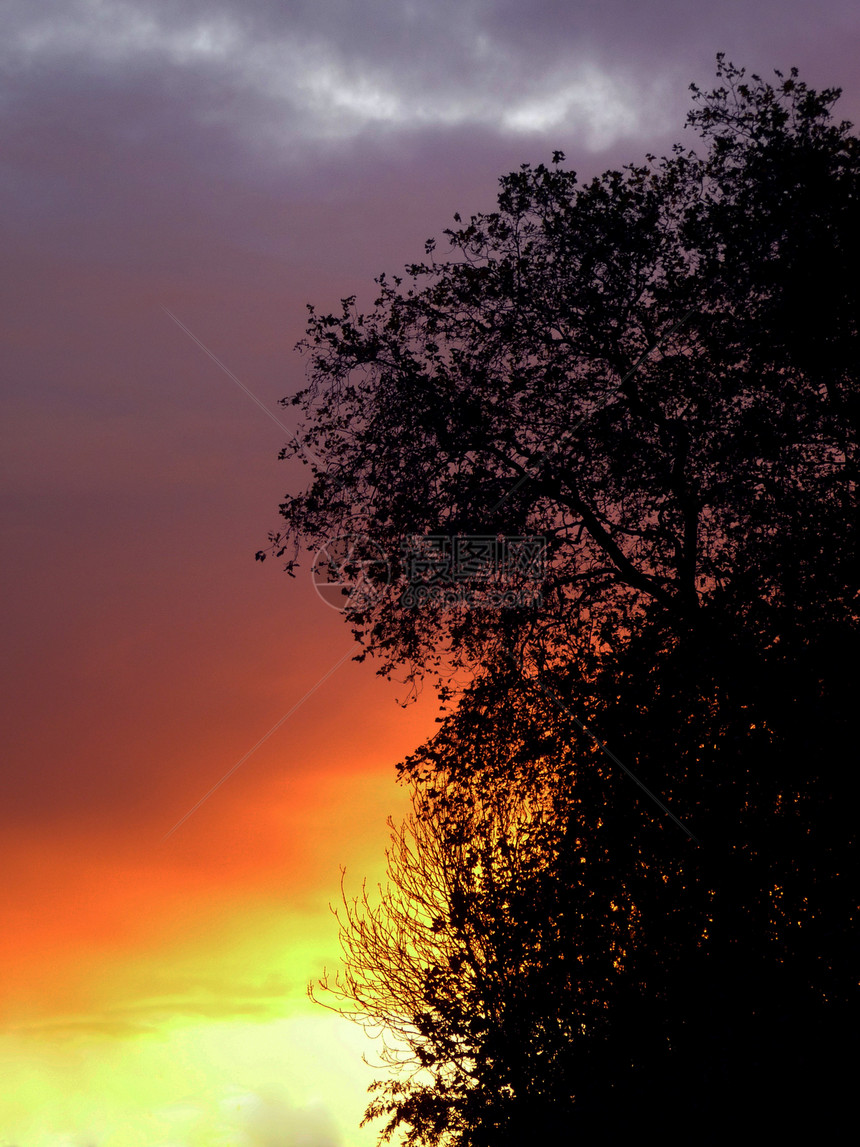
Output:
(1, 2), (858, 1144)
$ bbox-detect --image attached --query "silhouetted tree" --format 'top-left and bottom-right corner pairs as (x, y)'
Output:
(319, 648), (855, 1143)
(313, 728), (663, 1147)
(262, 55), (859, 693)
(278, 56), (859, 1142)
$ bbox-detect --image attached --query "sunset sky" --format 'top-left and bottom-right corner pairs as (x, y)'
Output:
(2, 2), (858, 1144)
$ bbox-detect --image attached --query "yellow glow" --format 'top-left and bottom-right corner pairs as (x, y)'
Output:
(0, 765), (416, 1146)
(0, 896), (391, 1146)
(0, 1014), (383, 1146)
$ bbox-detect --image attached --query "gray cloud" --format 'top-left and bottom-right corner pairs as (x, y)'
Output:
(2, 0), (857, 228)
(2, 0), (666, 149)
(9, 0), (856, 159)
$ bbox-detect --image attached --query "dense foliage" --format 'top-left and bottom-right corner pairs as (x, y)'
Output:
(262, 56), (858, 691)
(273, 56), (859, 1143)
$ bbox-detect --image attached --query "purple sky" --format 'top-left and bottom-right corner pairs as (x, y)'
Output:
(4, 0), (858, 834)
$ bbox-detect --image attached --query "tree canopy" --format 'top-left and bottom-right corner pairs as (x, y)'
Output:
(261, 54), (859, 693)
(268, 56), (859, 1144)
(315, 655), (855, 1143)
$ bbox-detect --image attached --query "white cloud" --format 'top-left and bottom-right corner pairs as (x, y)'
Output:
(13, 0), (235, 64)
(500, 68), (655, 145)
(3, 0), (670, 149)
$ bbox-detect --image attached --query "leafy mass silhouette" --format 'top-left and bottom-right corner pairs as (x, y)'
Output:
(262, 56), (858, 1145)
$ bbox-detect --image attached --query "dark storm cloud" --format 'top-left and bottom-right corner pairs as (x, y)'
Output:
(2, 2), (857, 232)
(7, 0), (856, 163)
(1, 0), (652, 151)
